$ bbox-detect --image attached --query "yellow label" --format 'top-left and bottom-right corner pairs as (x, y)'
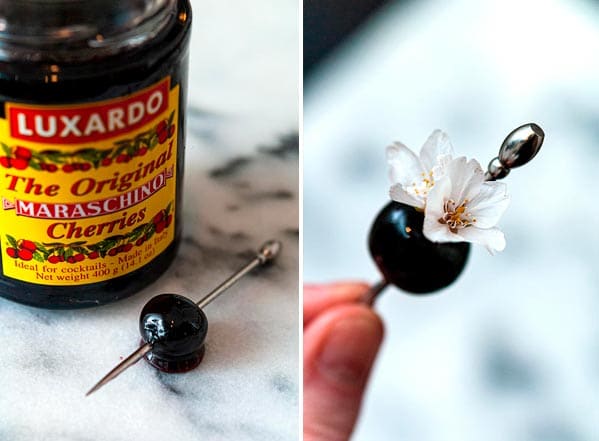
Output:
(0, 77), (178, 285)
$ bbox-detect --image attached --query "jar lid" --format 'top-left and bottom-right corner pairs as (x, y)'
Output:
(0, 0), (176, 62)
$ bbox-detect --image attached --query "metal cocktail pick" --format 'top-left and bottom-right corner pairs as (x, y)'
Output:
(86, 240), (282, 396)
(361, 123), (545, 305)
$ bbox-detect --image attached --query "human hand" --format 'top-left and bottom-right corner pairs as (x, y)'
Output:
(303, 282), (384, 441)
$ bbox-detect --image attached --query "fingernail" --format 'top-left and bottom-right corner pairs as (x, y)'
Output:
(316, 314), (382, 387)
(327, 282), (370, 300)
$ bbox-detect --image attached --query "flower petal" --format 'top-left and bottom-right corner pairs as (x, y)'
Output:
(445, 157), (485, 203)
(419, 130), (454, 170)
(386, 142), (424, 186)
(431, 156), (452, 180)
(456, 226), (506, 254)
(390, 183), (425, 209)
(468, 182), (510, 228)
(423, 218), (467, 243)
(423, 175), (463, 242)
(424, 174), (449, 218)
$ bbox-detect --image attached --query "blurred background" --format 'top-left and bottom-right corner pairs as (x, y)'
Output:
(304, 0), (599, 440)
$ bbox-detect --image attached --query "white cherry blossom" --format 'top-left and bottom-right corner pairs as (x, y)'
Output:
(423, 156), (510, 253)
(387, 130), (454, 209)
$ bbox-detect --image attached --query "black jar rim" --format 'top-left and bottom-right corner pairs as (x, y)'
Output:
(0, 0), (192, 82)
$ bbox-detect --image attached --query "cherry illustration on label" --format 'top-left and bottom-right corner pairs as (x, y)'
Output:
(3, 203), (173, 267)
(0, 110), (175, 173)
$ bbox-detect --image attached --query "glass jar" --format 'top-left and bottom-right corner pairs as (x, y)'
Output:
(0, 0), (192, 308)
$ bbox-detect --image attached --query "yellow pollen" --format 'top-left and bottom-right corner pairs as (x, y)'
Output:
(410, 170), (435, 197)
(438, 199), (475, 233)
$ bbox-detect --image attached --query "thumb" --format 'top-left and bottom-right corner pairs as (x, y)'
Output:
(303, 304), (384, 441)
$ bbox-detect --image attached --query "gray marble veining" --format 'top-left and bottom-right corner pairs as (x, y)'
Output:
(0, 1), (299, 440)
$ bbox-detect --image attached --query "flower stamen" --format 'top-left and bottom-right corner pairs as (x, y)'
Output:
(409, 170), (435, 198)
(438, 199), (476, 233)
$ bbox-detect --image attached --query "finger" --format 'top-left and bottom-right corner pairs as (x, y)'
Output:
(303, 282), (370, 326)
(304, 304), (384, 441)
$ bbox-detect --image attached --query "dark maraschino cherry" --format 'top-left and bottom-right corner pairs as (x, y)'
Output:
(369, 201), (470, 294)
(86, 240), (281, 396)
(140, 294), (208, 373)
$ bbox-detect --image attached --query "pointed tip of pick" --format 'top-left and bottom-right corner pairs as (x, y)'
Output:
(85, 388), (96, 397)
(85, 343), (152, 398)
(85, 377), (109, 397)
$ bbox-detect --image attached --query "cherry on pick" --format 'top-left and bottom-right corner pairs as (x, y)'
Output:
(368, 201), (471, 295)
(363, 124), (544, 305)
(86, 240), (281, 396)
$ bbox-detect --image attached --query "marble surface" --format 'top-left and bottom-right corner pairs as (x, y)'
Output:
(0, 1), (299, 440)
(305, 0), (598, 440)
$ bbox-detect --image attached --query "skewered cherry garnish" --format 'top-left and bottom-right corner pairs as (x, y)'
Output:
(369, 201), (470, 294)
(140, 294), (208, 373)
(363, 123), (544, 304)
(86, 240), (281, 396)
